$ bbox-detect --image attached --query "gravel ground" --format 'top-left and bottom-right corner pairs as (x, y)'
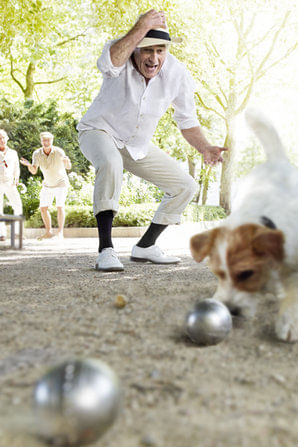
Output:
(0, 231), (297, 447)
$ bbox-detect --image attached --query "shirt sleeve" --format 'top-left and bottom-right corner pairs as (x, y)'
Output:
(172, 68), (200, 130)
(97, 40), (126, 78)
(55, 147), (65, 158)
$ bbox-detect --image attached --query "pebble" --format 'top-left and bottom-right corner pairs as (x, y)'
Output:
(114, 295), (127, 308)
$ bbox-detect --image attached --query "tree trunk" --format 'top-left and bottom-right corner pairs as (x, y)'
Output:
(202, 179), (209, 205)
(24, 62), (36, 100)
(187, 156), (196, 179)
(219, 119), (236, 213)
(202, 166), (211, 205)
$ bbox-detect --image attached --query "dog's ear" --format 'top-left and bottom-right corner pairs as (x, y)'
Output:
(190, 228), (223, 263)
(252, 228), (285, 262)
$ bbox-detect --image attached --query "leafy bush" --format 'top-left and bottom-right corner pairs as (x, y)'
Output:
(25, 205), (95, 228)
(19, 177), (42, 219)
(182, 204), (226, 222)
(25, 203), (226, 228)
(67, 168), (94, 207)
(119, 173), (163, 206)
(113, 203), (158, 226)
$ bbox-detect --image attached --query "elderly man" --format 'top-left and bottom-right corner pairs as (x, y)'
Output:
(78, 9), (227, 272)
(20, 132), (71, 240)
(0, 129), (23, 241)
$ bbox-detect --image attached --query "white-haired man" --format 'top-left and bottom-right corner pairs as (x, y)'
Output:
(0, 129), (23, 241)
(20, 132), (71, 239)
(78, 9), (227, 272)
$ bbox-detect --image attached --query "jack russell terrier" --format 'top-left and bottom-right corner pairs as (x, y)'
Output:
(190, 110), (298, 342)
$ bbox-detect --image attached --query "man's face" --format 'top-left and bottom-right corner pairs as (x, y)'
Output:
(0, 132), (8, 151)
(41, 137), (53, 150)
(133, 45), (167, 80)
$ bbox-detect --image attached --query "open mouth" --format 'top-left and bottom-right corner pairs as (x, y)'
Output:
(145, 63), (158, 73)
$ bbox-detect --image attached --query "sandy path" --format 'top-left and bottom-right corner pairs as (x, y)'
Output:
(0, 234), (297, 447)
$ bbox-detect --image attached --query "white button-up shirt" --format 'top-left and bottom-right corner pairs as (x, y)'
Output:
(77, 41), (200, 160)
(0, 147), (20, 184)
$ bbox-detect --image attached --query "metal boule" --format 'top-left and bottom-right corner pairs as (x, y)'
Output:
(185, 299), (232, 346)
(32, 358), (122, 446)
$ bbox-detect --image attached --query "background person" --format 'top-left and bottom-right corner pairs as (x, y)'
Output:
(20, 131), (71, 240)
(77, 9), (227, 272)
(0, 129), (23, 241)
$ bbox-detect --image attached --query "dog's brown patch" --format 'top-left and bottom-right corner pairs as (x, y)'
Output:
(190, 224), (285, 293)
(227, 224), (284, 292)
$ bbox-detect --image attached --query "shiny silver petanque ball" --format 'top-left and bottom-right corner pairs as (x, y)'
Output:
(185, 299), (232, 346)
(32, 358), (122, 446)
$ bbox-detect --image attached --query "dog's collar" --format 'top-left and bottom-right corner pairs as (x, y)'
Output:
(260, 215), (276, 229)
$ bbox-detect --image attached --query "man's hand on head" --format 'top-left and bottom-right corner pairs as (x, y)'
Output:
(202, 146), (228, 166)
(137, 9), (167, 32)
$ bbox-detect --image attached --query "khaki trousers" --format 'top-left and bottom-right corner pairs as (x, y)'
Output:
(78, 130), (197, 225)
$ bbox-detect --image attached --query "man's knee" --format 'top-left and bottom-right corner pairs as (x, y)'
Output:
(181, 175), (197, 199)
(188, 176), (198, 196)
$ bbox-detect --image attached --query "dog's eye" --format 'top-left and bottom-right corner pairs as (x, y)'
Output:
(236, 270), (254, 281)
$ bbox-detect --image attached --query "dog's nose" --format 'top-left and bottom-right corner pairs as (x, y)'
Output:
(225, 302), (244, 317)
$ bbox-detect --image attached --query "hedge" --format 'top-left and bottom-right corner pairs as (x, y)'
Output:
(25, 203), (226, 228)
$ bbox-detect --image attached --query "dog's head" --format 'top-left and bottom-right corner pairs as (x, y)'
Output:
(190, 224), (285, 316)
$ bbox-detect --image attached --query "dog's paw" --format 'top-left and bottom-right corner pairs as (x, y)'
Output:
(275, 312), (298, 342)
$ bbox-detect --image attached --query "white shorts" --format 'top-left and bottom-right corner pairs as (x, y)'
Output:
(40, 186), (68, 207)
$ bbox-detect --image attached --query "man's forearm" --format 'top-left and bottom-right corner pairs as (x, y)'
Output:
(110, 24), (149, 67)
(28, 165), (37, 175)
(182, 126), (227, 165)
(181, 127), (211, 154)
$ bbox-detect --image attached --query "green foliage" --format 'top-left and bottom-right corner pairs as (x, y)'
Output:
(113, 203), (158, 227)
(119, 173), (163, 206)
(25, 202), (226, 228)
(0, 99), (89, 182)
(26, 203), (157, 228)
(26, 205), (95, 228)
(67, 168), (94, 207)
(18, 177), (42, 219)
(182, 204), (226, 222)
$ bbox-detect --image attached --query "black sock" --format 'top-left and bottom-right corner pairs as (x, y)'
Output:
(136, 223), (168, 248)
(96, 210), (114, 252)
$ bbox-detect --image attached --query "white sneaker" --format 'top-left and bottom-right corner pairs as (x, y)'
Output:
(131, 245), (181, 264)
(95, 248), (124, 272)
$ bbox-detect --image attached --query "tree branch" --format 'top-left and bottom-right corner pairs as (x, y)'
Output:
(200, 79), (227, 110)
(34, 76), (67, 86)
(255, 11), (291, 76)
(238, 41), (298, 96)
(195, 92), (226, 120)
(56, 29), (90, 47)
(9, 53), (25, 93)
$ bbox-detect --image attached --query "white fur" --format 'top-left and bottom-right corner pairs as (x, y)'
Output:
(216, 110), (298, 341)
